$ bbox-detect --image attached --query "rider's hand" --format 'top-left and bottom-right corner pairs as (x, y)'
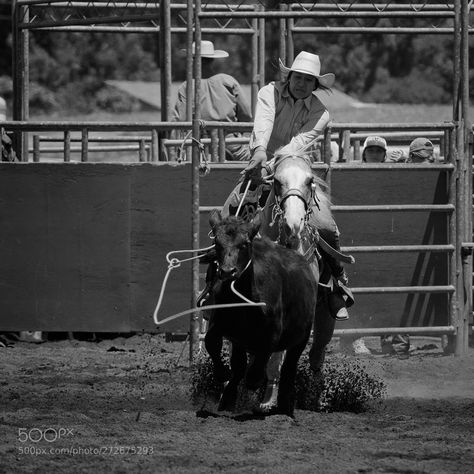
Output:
(240, 149), (267, 181)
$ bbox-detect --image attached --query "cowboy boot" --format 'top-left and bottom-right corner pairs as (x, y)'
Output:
(328, 289), (349, 321)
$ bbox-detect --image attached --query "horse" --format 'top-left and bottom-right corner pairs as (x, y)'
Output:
(253, 142), (347, 410)
(204, 209), (316, 417)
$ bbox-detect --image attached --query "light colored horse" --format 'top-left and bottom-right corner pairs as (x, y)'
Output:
(257, 143), (338, 413)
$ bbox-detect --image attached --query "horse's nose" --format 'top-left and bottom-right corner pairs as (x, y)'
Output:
(218, 266), (237, 280)
(283, 221), (301, 250)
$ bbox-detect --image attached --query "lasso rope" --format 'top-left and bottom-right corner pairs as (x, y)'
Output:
(152, 178), (265, 327)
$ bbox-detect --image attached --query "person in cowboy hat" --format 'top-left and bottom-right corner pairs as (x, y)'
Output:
(220, 51), (352, 323)
(244, 51), (335, 173)
(171, 40), (252, 161)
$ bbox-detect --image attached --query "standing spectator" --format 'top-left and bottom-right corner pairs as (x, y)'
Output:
(171, 40), (252, 161)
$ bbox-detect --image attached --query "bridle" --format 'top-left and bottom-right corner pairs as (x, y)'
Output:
(270, 155), (321, 246)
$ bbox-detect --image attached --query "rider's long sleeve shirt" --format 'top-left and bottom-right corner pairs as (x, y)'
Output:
(249, 81), (330, 158)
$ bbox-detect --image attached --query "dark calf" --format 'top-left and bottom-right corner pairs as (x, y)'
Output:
(204, 210), (317, 417)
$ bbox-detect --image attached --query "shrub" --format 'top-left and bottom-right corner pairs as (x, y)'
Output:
(191, 351), (386, 413)
(295, 354), (387, 412)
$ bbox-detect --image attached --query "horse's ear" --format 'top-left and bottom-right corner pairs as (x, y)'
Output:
(209, 209), (223, 231)
(249, 210), (262, 239)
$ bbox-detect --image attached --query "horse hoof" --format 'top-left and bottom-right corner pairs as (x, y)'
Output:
(254, 402), (278, 416)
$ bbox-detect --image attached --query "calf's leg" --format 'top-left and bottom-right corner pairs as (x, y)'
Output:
(218, 344), (247, 412)
(205, 325), (230, 383)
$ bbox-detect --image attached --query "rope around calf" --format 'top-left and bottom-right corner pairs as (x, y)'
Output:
(152, 179), (265, 327)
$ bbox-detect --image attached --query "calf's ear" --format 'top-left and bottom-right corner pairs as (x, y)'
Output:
(209, 209), (223, 231)
(248, 210), (262, 239)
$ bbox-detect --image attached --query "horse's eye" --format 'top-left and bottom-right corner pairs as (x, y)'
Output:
(274, 178), (281, 190)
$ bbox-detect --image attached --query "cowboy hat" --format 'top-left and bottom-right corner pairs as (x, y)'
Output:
(182, 40), (229, 59)
(279, 52), (335, 88)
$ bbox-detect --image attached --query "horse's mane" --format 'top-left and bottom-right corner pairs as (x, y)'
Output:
(273, 141), (331, 203)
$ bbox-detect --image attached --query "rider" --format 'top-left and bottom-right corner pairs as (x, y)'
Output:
(171, 40), (252, 161)
(236, 51), (350, 320)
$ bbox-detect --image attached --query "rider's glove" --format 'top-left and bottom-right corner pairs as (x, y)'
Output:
(240, 148), (267, 181)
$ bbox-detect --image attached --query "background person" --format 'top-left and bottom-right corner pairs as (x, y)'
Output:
(388, 137), (435, 163)
(362, 135), (387, 163)
(171, 40), (252, 161)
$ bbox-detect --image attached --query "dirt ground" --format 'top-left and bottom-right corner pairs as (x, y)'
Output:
(1, 334), (473, 474)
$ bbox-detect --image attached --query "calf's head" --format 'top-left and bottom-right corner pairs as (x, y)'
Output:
(209, 210), (261, 281)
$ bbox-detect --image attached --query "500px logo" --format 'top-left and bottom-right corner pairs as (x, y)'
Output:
(18, 428), (74, 443)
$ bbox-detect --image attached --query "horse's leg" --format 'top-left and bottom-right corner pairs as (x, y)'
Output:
(257, 351), (285, 414)
(277, 340), (308, 417)
(204, 323), (231, 383)
(309, 287), (336, 373)
(218, 344), (247, 412)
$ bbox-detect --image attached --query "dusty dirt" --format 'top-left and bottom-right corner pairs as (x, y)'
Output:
(1, 334), (473, 474)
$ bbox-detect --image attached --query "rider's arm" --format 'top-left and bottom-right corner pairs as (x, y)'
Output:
(288, 109), (330, 150)
(248, 83), (276, 156)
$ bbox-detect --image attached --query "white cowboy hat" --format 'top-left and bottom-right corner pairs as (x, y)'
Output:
(279, 52), (335, 88)
(182, 40), (229, 59)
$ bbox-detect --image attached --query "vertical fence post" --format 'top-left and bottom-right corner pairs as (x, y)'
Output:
(64, 130), (71, 162)
(258, 5), (265, 87)
(190, 0), (202, 363)
(448, 126), (459, 354)
(342, 130), (351, 162)
(251, 16), (259, 112)
(218, 128), (226, 162)
(324, 125), (332, 195)
(210, 129), (218, 162)
(12, 1), (29, 161)
(354, 139), (361, 162)
(33, 135), (40, 162)
(81, 128), (88, 162)
(460, 0), (471, 354)
(279, 4), (287, 65)
(287, 17), (294, 64)
(151, 129), (159, 161)
(139, 139), (146, 162)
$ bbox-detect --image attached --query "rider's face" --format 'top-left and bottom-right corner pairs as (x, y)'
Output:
(288, 72), (317, 100)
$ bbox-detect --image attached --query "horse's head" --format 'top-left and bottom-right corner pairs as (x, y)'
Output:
(209, 210), (261, 281)
(273, 145), (320, 250)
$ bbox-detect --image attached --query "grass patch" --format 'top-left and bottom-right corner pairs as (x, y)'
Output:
(190, 351), (386, 413)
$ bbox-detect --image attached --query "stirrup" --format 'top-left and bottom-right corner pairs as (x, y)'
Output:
(329, 293), (350, 321)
